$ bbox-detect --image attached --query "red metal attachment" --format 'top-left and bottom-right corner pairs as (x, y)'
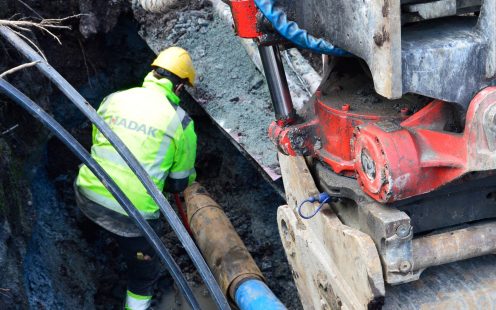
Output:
(229, 0), (261, 39)
(269, 119), (318, 156)
(313, 97), (394, 176)
(269, 87), (496, 203)
(352, 100), (465, 202)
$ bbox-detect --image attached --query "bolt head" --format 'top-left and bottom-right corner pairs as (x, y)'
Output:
(396, 224), (411, 238)
(399, 261), (412, 273)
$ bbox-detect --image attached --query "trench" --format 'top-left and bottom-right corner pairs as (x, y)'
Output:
(0, 1), (301, 309)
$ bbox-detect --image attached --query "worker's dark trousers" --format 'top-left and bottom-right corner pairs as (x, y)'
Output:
(113, 234), (161, 297)
(74, 185), (164, 298)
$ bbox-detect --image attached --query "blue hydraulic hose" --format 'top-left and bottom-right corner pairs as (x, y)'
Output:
(254, 0), (350, 56)
(235, 279), (287, 310)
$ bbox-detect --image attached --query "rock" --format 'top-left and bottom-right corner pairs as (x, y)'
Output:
(197, 18), (210, 26)
(261, 260), (273, 270)
(78, 0), (129, 38)
(197, 48), (207, 57)
(250, 77), (265, 91)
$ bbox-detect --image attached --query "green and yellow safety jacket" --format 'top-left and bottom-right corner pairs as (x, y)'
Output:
(76, 72), (197, 220)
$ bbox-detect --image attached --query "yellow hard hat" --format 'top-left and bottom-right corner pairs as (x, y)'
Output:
(152, 47), (196, 86)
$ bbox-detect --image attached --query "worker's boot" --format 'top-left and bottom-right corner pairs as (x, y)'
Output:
(124, 290), (152, 310)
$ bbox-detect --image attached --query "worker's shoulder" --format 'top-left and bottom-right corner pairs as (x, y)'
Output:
(176, 105), (194, 133)
(104, 87), (193, 131)
(107, 86), (165, 102)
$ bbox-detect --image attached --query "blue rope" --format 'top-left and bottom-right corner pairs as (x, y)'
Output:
(298, 192), (332, 219)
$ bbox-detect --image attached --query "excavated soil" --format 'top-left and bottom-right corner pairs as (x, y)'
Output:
(0, 0), (301, 309)
(133, 1), (281, 178)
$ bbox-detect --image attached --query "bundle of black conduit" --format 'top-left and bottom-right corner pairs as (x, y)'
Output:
(0, 25), (230, 310)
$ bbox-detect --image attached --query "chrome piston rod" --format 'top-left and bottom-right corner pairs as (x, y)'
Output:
(258, 45), (295, 122)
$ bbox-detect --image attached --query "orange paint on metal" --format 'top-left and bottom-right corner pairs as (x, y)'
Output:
(230, 0), (261, 39)
(270, 87), (496, 203)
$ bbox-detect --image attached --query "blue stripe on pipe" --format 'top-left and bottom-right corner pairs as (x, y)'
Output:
(254, 0), (351, 56)
(235, 279), (287, 310)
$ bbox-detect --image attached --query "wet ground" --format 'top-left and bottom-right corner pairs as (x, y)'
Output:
(45, 80), (300, 309)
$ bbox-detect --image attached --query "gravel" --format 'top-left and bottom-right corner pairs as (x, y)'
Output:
(133, 1), (282, 178)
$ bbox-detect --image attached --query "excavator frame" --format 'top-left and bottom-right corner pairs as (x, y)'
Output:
(228, 0), (496, 308)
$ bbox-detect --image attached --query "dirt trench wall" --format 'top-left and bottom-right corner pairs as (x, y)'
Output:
(0, 0), (155, 308)
(0, 139), (30, 308)
(1, 1), (301, 309)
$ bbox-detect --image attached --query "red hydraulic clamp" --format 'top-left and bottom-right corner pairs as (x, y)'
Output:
(230, 0), (261, 38)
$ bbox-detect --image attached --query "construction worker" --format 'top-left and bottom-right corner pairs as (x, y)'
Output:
(74, 47), (197, 310)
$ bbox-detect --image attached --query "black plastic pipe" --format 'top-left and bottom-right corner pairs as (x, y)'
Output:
(0, 78), (200, 309)
(0, 26), (230, 310)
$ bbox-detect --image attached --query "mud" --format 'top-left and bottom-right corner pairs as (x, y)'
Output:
(1, 1), (157, 307)
(0, 0), (301, 309)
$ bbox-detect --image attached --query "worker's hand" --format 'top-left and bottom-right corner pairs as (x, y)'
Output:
(174, 83), (185, 96)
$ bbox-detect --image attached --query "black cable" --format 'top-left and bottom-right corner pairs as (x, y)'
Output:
(0, 78), (201, 309)
(0, 26), (230, 310)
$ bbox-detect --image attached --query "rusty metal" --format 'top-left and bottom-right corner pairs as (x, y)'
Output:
(412, 221), (496, 272)
(278, 153), (386, 309)
(184, 183), (265, 301)
(281, 152), (496, 308)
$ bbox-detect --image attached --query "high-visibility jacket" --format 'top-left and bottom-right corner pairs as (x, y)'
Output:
(76, 72), (197, 219)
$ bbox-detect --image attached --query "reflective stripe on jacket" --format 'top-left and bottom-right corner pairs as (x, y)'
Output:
(76, 72), (197, 219)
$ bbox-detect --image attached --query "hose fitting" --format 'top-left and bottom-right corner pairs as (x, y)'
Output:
(298, 192), (332, 219)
